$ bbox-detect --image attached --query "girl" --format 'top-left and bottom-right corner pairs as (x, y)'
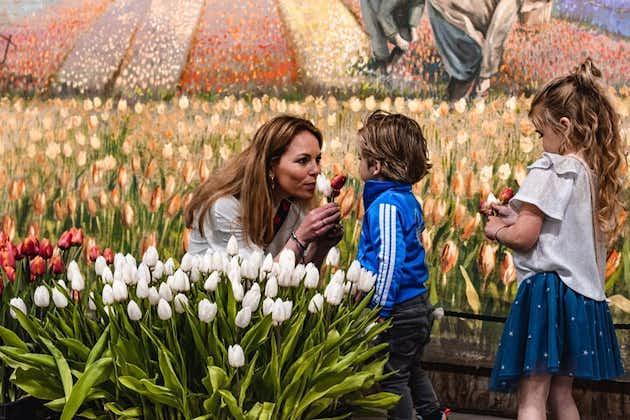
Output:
(484, 59), (626, 419)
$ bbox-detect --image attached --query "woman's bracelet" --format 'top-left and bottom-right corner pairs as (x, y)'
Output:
(494, 225), (509, 244)
(290, 231), (307, 254)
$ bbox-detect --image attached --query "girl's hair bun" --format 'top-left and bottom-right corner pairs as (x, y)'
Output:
(572, 58), (602, 91)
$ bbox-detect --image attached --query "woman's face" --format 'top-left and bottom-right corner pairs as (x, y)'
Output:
(272, 131), (322, 201)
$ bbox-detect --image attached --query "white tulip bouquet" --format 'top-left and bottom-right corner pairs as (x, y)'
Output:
(0, 238), (398, 419)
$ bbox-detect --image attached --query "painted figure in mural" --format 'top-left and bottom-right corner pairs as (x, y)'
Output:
(426, 0), (528, 101)
(356, 111), (448, 420)
(360, 0), (424, 75)
(361, 0), (546, 101)
(484, 59), (625, 419)
(185, 115), (343, 266)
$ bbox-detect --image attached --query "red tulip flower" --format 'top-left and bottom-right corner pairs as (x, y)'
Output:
(30, 256), (46, 278)
(498, 187), (515, 204)
(103, 248), (114, 265)
(49, 255), (65, 275)
(69, 227), (84, 246)
(330, 174), (347, 190)
(22, 236), (40, 257)
(0, 249), (15, 269)
(89, 245), (101, 263)
(39, 239), (54, 259)
(3, 265), (15, 282)
(57, 231), (72, 250)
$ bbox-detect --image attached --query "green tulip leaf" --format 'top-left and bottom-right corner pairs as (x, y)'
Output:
(0, 325), (29, 351)
(60, 357), (113, 420)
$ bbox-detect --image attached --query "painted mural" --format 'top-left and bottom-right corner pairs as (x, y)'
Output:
(0, 0), (628, 416)
(0, 0), (628, 318)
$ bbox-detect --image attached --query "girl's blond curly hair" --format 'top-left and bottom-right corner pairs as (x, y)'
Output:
(529, 58), (628, 243)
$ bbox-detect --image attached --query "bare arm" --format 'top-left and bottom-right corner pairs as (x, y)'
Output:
(484, 203), (544, 252)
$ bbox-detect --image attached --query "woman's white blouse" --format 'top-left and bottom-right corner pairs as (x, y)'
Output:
(187, 196), (304, 258)
(510, 153), (606, 301)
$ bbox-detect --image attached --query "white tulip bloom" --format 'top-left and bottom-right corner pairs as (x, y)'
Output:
(433, 307), (445, 320)
(95, 256), (107, 276)
(148, 286), (160, 305)
(316, 174), (332, 197)
(136, 263), (151, 285)
(211, 252), (223, 272)
(71, 271), (85, 292)
(358, 269), (376, 292)
(153, 261), (165, 280)
(249, 250), (264, 275)
(112, 280), (128, 302)
(261, 253), (273, 273)
(303, 263), (319, 289)
(136, 278), (150, 299)
(164, 258), (176, 276)
(240, 259), (254, 280)
(242, 283), (261, 312)
(264, 275), (278, 298)
(102, 284), (115, 305)
(173, 269), (190, 292)
(228, 344), (245, 368)
(283, 300), (293, 318)
(291, 264), (305, 287)
(201, 252), (213, 273)
(227, 235), (239, 256)
(262, 297), (274, 316)
(308, 293), (324, 313)
(235, 307), (252, 328)
(180, 253), (194, 272)
(159, 282), (173, 301)
(174, 294), (188, 314)
(324, 282), (344, 305)
(67, 260), (80, 278)
(190, 267), (201, 283)
(114, 253), (126, 271)
(142, 246), (159, 267)
(127, 301), (142, 321)
(157, 299), (172, 320)
(343, 281), (356, 295)
(232, 281), (244, 302)
(113, 267), (124, 284)
(198, 299), (217, 323)
(331, 270), (345, 285)
(279, 249), (296, 273)
(228, 266), (241, 285)
(325, 247), (340, 267)
(125, 253), (136, 268)
(101, 266), (114, 284)
(33, 286), (50, 308)
(346, 260), (361, 283)
(123, 264), (137, 285)
(52, 287), (69, 308)
(272, 298), (289, 326)
(57, 279), (67, 291)
(204, 271), (220, 292)
(167, 275), (176, 290)
(9, 297), (27, 319)
(278, 267), (292, 288)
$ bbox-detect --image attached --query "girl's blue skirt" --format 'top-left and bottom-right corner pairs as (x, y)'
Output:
(489, 272), (625, 393)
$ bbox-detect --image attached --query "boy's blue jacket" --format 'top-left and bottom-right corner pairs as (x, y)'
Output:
(358, 180), (429, 318)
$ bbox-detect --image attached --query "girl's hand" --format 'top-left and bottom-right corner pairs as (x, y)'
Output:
(294, 203), (340, 244)
(484, 216), (507, 241)
(492, 204), (518, 226)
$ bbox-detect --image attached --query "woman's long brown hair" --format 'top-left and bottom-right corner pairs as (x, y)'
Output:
(184, 115), (322, 247)
(529, 58), (627, 243)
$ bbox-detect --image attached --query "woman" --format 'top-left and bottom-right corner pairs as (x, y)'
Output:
(185, 115), (342, 266)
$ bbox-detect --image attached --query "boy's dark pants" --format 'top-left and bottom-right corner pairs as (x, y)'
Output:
(378, 292), (440, 420)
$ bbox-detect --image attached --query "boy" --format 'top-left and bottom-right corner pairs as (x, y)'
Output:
(357, 110), (446, 420)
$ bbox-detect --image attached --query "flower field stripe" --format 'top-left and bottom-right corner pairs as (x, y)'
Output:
(113, 0), (205, 97)
(274, 0), (370, 88)
(55, 0), (151, 94)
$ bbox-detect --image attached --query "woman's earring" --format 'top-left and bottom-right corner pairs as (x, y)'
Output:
(269, 174), (276, 190)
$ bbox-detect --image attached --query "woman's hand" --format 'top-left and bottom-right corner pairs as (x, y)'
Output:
(492, 204), (518, 226)
(294, 203), (341, 245)
(484, 216), (507, 241)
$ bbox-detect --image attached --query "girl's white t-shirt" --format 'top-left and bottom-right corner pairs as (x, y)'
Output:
(187, 196), (304, 258)
(510, 152), (607, 301)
